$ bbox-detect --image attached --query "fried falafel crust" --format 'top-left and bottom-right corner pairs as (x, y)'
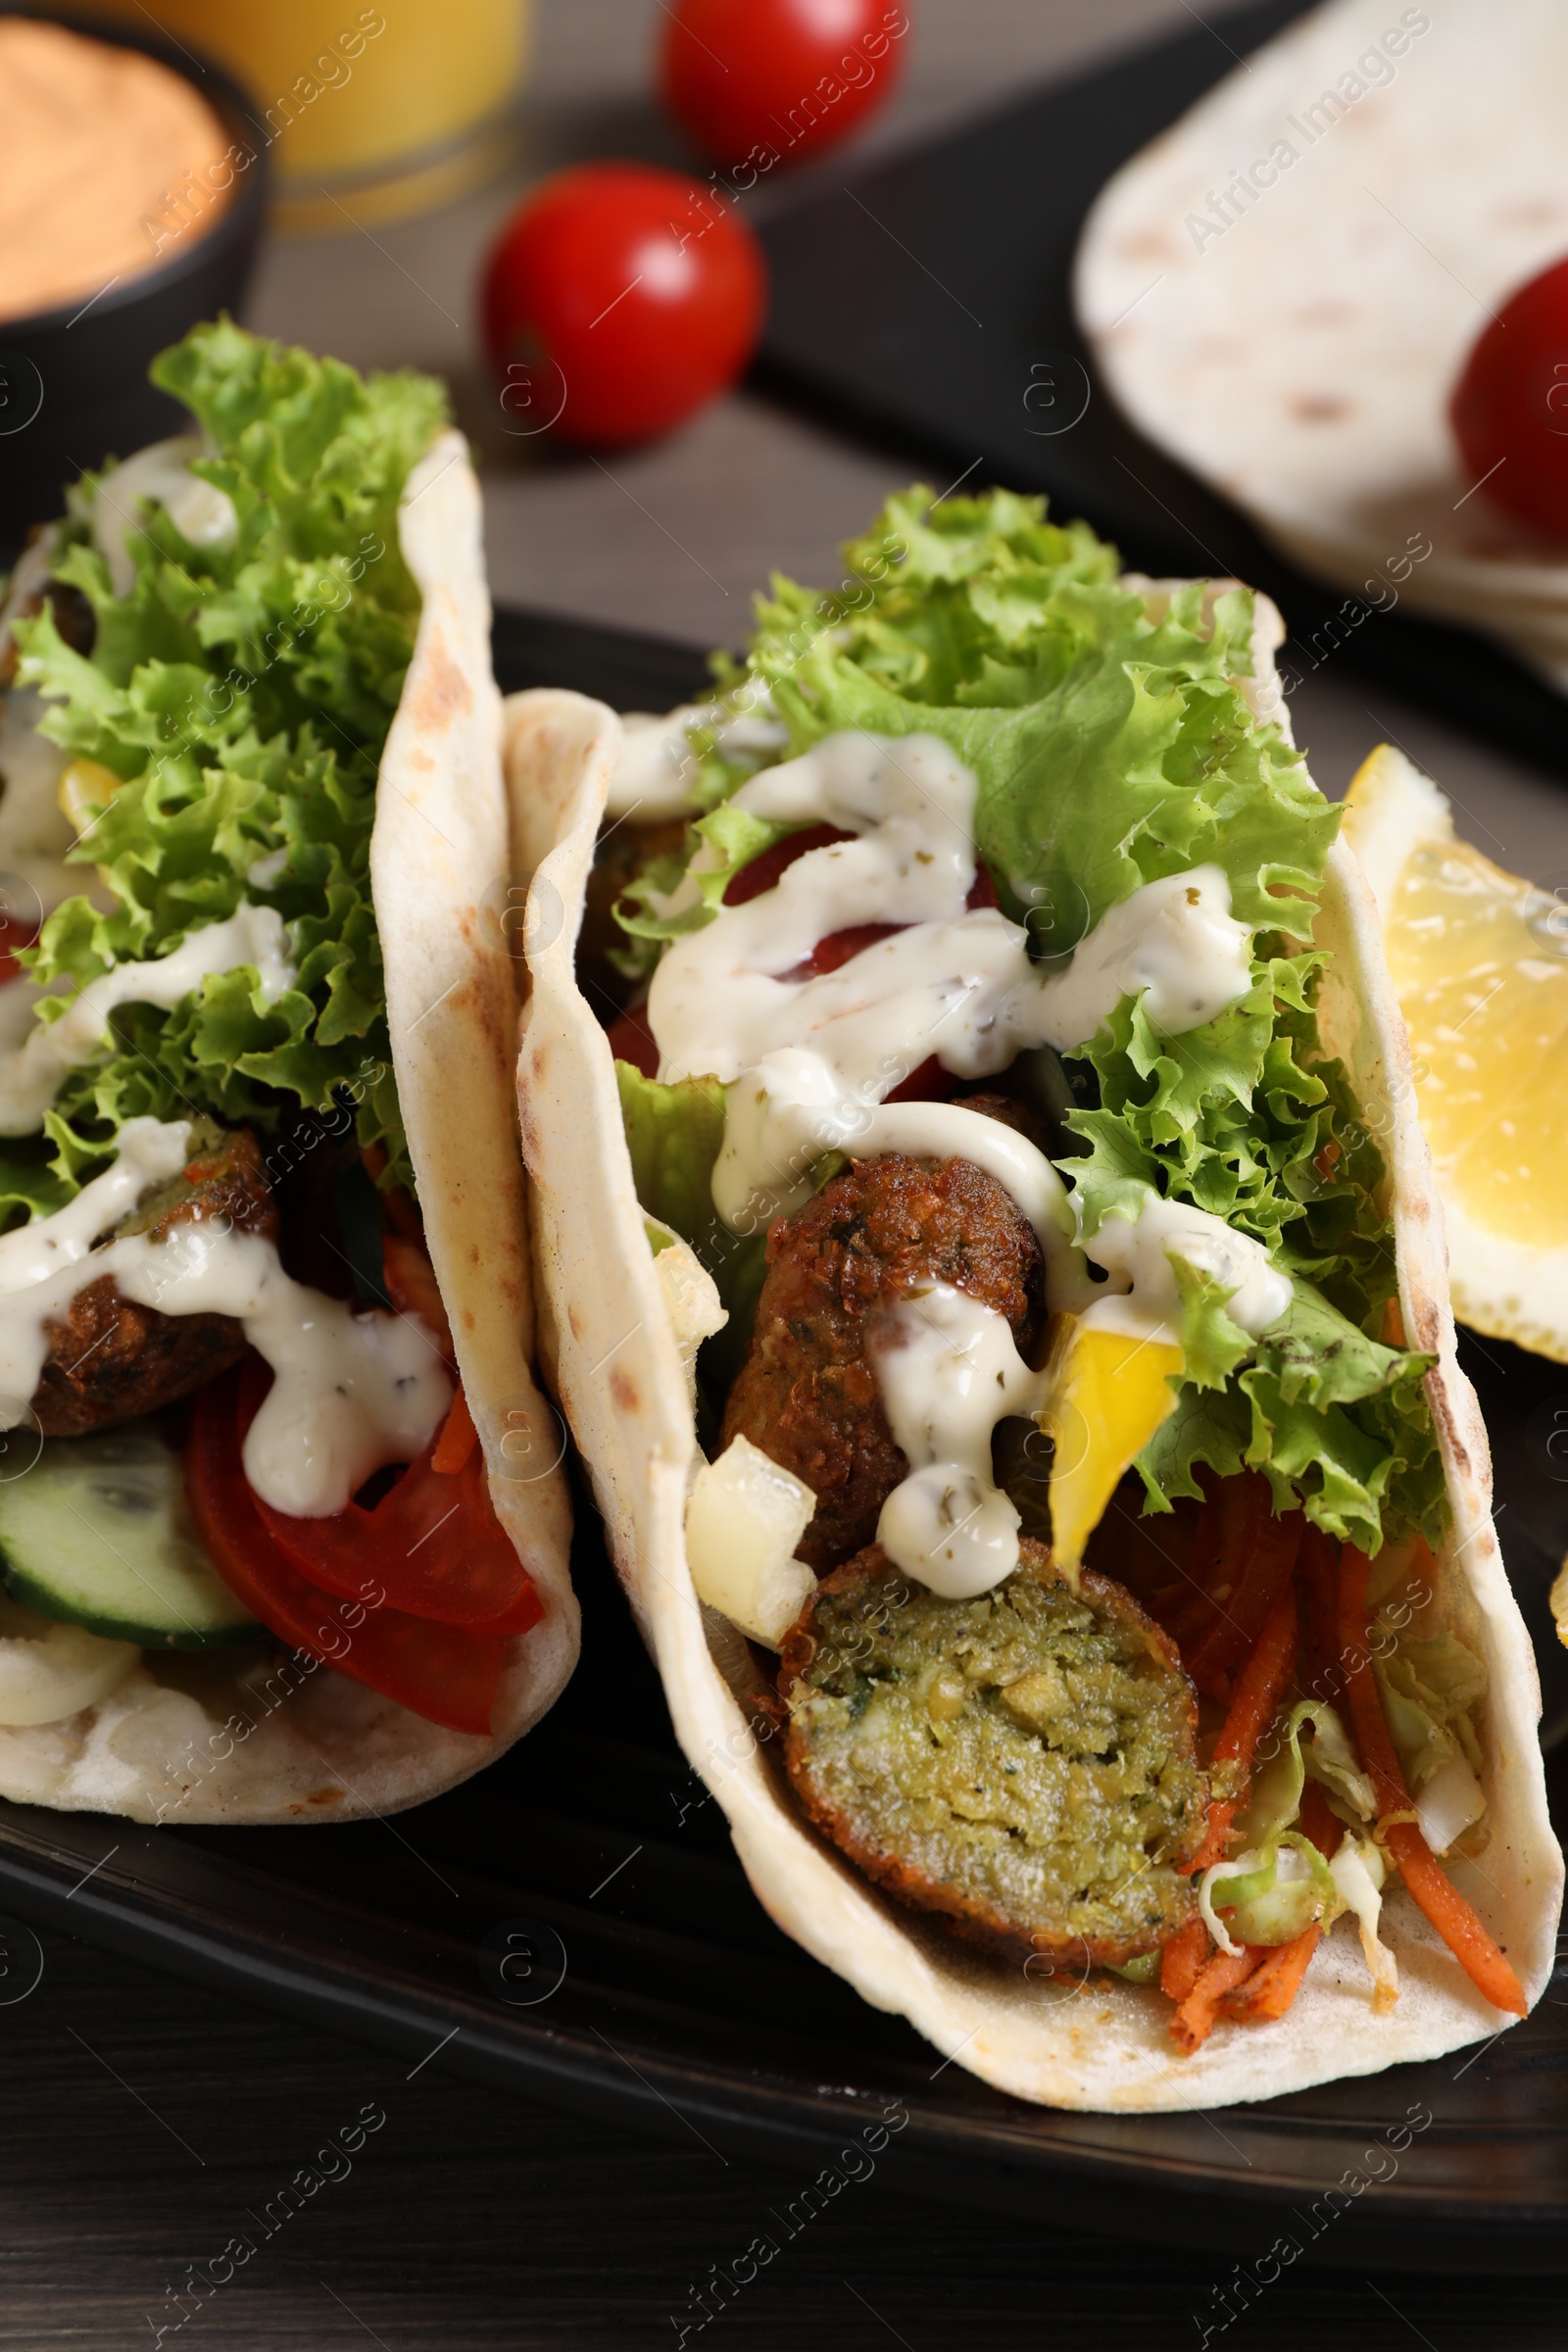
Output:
(720, 1097), (1045, 1573)
(778, 1542), (1206, 1971)
(30, 1128), (277, 1437)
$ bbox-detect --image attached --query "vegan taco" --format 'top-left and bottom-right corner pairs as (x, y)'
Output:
(0, 321), (574, 1824)
(510, 488), (1559, 2108)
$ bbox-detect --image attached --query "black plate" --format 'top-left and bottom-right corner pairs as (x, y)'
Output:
(754, 1), (1568, 784)
(0, 609), (1564, 2275)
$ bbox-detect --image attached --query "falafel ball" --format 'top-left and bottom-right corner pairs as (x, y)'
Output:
(31, 1126), (277, 1437)
(778, 1541), (1206, 1969)
(720, 1098), (1045, 1573)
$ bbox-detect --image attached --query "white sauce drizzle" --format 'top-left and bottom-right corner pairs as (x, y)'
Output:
(606, 692), (789, 820)
(0, 1118), (450, 1517)
(872, 1284), (1043, 1599)
(652, 736), (1251, 1104)
(1078, 1197), (1293, 1348)
(640, 726), (1292, 1599)
(1037, 864), (1252, 1043)
(0, 901), (295, 1136)
(92, 437), (238, 600)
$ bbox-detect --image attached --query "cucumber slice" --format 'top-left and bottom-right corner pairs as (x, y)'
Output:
(0, 1422), (263, 1649)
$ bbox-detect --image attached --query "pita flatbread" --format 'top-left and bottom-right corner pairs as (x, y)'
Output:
(0, 433), (576, 1825)
(505, 605), (1560, 2110)
(1076, 0), (1568, 691)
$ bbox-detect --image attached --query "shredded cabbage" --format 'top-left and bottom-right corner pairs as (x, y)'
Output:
(8, 319), (447, 1208)
(1375, 1626), (1489, 1854)
(1331, 1834), (1400, 2013)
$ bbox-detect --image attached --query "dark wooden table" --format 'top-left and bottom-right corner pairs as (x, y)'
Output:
(9, 3), (1568, 2344)
(5, 1927), (1563, 2350)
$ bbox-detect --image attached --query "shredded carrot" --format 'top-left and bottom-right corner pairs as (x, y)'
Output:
(1297, 1522), (1345, 1709)
(363, 1143), (423, 1241)
(1298, 1778), (1341, 1860)
(1221, 1927), (1322, 2025)
(382, 1234), (454, 1356)
(430, 1385), (477, 1475)
(1184, 1492), (1302, 1703)
(1194, 1582), (1300, 1871)
(1160, 1916), (1209, 2005)
(1339, 1545), (1527, 2018)
(1171, 1943), (1265, 2053)
(1380, 1296), (1407, 1348)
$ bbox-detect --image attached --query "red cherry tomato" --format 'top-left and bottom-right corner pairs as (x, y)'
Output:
(185, 1366), (522, 1737)
(659, 0), (908, 172)
(1451, 255), (1568, 536)
(480, 164), (766, 447)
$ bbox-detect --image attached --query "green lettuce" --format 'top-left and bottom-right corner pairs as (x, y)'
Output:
(615, 1061), (767, 1387)
(611, 486), (1446, 1552)
(6, 319), (447, 1211)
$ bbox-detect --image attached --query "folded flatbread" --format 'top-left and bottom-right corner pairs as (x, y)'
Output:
(506, 519), (1559, 2108)
(0, 355), (574, 1823)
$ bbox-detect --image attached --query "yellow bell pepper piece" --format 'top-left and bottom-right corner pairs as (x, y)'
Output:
(57, 758), (122, 842)
(1036, 1311), (1184, 1583)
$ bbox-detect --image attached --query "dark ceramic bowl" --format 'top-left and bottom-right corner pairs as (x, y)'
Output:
(0, 6), (270, 555)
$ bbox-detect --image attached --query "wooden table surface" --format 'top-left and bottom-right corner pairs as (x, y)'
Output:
(9, 4), (1568, 2345)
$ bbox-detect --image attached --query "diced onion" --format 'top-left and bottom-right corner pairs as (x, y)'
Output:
(686, 1436), (817, 1649)
(0, 1593), (137, 1727)
(648, 1223), (727, 1400)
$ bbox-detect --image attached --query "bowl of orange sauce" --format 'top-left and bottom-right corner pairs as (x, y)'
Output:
(0, 9), (269, 548)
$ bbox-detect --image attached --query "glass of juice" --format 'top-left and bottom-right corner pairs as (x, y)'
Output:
(93, 0), (531, 230)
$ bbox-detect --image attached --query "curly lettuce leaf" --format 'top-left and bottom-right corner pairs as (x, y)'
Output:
(1138, 1279), (1443, 1554)
(742, 489), (1338, 947)
(10, 320), (446, 1198)
(614, 800), (789, 953)
(612, 485), (1443, 1551)
(614, 1061), (766, 1378)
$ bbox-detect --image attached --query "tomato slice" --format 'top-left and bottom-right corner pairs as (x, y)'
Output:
(0, 912), (39, 990)
(607, 1001), (660, 1077)
(186, 1368), (515, 1738)
(723, 822), (854, 905)
(237, 1363), (541, 1635)
(607, 827), (1002, 1099)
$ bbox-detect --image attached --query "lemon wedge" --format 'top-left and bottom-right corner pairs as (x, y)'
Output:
(1343, 743), (1568, 1363)
(1036, 1312), (1183, 1579)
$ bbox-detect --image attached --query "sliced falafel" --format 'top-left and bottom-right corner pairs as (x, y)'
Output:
(778, 1540), (1206, 1970)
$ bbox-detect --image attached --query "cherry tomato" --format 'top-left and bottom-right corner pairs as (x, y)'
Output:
(186, 1366), (520, 1737)
(480, 164), (766, 447)
(1451, 255), (1568, 536)
(659, 0), (908, 172)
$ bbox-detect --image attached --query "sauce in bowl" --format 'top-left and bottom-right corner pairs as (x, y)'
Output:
(0, 20), (238, 324)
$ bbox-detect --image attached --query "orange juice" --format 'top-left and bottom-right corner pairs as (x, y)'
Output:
(94, 0), (530, 229)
